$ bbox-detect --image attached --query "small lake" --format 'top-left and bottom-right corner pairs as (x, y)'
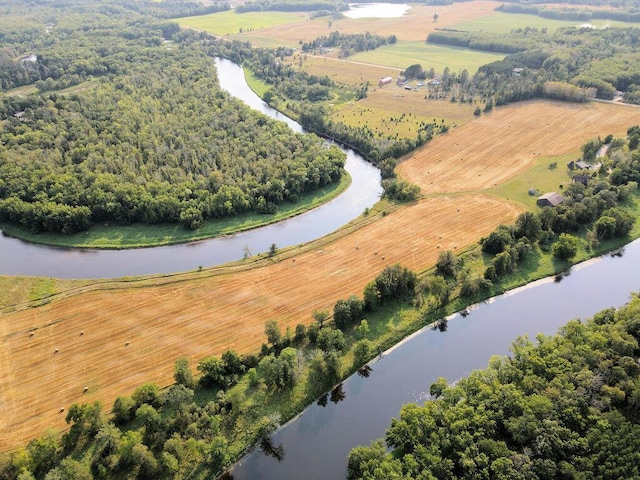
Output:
(343, 3), (410, 19)
(231, 240), (640, 479)
(0, 58), (381, 279)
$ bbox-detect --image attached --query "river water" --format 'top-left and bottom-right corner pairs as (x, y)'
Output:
(231, 240), (640, 479)
(0, 58), (381, 279)
(343, 3), (410, 19)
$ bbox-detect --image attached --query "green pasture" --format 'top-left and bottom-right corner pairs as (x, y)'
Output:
(176, 10), (305, 36)
(2, 78), (100, 98)
(488, 152), (578, 210)
(449, 11), (640, 34)
(349, 41), (506, 74)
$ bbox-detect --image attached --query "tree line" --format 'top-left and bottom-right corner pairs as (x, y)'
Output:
(301, 31), (397, 58)
(497, 2), (640, 23)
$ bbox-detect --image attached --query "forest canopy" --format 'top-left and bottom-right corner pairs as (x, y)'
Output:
(348, 294), (640, 479)
(0, 3), (345, 233)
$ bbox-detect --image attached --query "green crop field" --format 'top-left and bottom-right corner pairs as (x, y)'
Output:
(176, 10), (306, 36)
(349, 41), (506, 74)
(449, 11), (640, 34)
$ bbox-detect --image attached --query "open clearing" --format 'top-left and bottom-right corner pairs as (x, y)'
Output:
(177, 10), (308, 36)
(398, 100), (640, 195)
(348, 42), (505, 74)
(0, 194), (520, 450)
(295, 56), (478, 134)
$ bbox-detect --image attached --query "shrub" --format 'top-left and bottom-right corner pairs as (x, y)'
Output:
(481, 225), (513, 254)
(552, 233), (579, 260)
(317, 327), (346, 353)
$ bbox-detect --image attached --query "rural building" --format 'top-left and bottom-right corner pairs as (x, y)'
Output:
(536, 192), (565, 207)
(572, 174), (591, 186)
(378, 76), (392, 86)
(397, 75), (407, 85)
(513, 67), (524, 76)
(567, 160), (591, 170)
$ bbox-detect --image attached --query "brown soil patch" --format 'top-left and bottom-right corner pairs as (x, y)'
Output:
(398, 100), (640, 194)
(0, 194), (519, 451)
(241, 0), (501, 46)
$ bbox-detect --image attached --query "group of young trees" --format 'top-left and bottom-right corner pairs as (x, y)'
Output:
(301, 31), (397, 58)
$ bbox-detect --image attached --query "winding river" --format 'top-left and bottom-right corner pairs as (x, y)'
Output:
(3, 56), (640, 479)
(0, 58), (382, 279)
(231, 240), (640, 479)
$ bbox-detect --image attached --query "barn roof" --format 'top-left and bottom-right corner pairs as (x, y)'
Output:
(537, 192), (565, 207)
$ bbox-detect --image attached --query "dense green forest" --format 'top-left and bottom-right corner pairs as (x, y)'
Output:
(347, 295), (640, 479)
(0, 2), (345, 233)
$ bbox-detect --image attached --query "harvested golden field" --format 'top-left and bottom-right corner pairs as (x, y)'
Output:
(398, 100), (640, 194)
(0, 194), (520, 451)
(239, 0), (501, 46)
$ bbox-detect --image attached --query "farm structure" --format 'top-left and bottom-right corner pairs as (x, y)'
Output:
(567, 160), (592, 170)
(536, 192), (565, 207)
(572, 174), (591, 186)
(378, 76), (392, 86)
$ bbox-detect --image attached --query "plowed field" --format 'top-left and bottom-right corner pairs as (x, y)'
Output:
(0, 195), (519, 450)
(398, 100), (640, 194)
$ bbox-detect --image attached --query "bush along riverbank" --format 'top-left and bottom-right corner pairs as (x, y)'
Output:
(3, 130), (640, 478)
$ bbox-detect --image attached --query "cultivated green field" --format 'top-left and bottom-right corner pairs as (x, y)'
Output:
(349, 41), (506, 74)
(488, 153), (577, 210)
(177, 10), (306, 36)
(449, 11), (640, 34)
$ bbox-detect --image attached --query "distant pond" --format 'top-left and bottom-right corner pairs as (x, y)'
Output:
(343, 3), (410, 19)
(0, 58), (382, 279)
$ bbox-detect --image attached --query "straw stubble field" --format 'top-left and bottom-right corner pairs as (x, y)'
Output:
(2, 99), (639, 450)
(1, 195), (520, 450)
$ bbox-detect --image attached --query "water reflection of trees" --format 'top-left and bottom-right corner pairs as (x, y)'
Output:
(316, 382), (349, 407)
(357, 365), (372, 378)
(330, 383), (346, 404)
(259, 436), (285, 462)
(431, 318), (448, 332)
